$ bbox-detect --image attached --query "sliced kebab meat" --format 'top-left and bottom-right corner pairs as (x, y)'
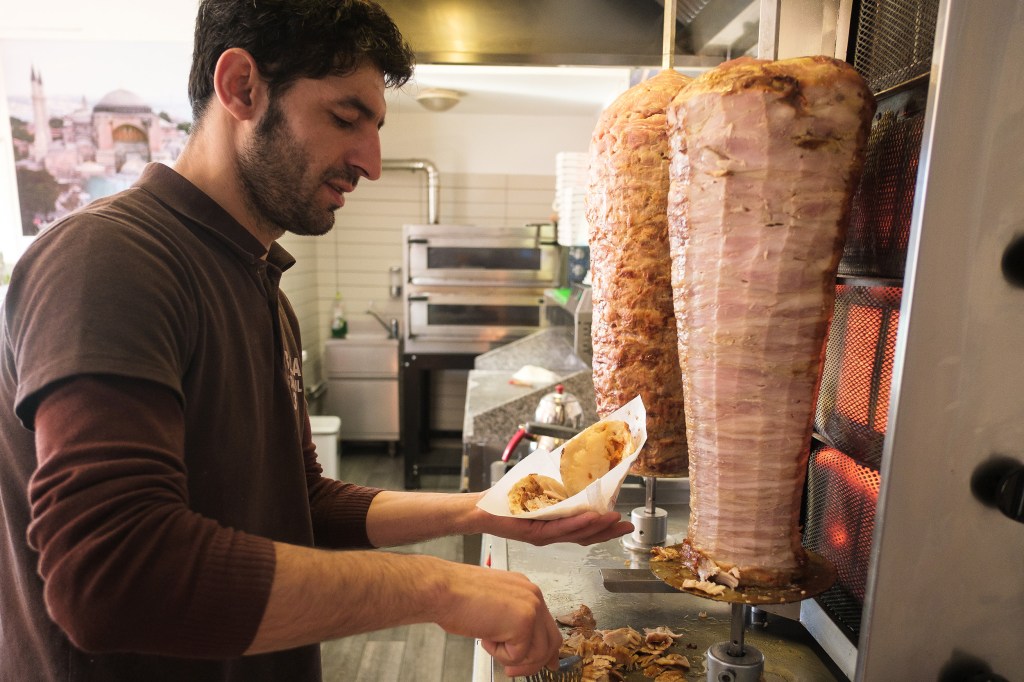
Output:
(666, 56), (875, 586)
(586, 69), (693, 478)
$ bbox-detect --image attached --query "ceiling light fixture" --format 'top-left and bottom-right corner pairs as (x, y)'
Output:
(415, 87), (464, 112)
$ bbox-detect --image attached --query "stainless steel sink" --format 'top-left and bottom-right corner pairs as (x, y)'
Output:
(323, 318), (400, 446)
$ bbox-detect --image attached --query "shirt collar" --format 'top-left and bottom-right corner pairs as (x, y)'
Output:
(133, 162), (296, 273)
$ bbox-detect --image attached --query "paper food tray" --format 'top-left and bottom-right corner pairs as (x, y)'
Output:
(477, 394), (647, 520)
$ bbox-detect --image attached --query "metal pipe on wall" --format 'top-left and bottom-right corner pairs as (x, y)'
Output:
(382, 158), (440, 224)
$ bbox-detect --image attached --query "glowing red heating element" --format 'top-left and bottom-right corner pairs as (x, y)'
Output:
(834, 289), (899, 435)
(818, 286), (901, 470)
(835, 304), (880, 427)
(808, 447), (881, 603)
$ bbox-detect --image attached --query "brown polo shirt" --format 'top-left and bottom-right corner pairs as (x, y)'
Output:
(0, 163), (380, 681)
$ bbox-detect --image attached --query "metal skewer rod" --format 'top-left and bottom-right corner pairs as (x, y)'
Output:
(662, 0), (677, 70)
(728, 602), (747, 657)
(621, 476), (669, 552)
(708, 602), (763, 681)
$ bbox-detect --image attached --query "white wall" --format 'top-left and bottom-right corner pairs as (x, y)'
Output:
(0, 0), (197, 42)
(380, 109), (597, 176)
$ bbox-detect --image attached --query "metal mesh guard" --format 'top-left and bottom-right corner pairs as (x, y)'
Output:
(853, 0), (940, 93)
(804, 444), (881, 641)
(840, 83), (927, 279)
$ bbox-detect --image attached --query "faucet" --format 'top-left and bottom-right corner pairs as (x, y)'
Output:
(366, 306), (400, 339)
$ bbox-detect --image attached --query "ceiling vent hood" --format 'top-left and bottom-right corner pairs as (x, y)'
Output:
(376, 0), (759, 68)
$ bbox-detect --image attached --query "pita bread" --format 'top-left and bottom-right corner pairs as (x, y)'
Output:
(560, 420), (635, 496)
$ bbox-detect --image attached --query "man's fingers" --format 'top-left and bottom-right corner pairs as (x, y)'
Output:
(478, 591), (563, 677)
(530, 512), (632, 546)
(484, 628), (558, 678)
(573, 519), (635, 545)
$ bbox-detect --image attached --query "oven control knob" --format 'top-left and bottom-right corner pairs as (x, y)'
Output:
(971, 456), (1024, 523)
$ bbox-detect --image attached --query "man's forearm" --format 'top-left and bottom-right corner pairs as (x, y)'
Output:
(246, 539), (564, 679)
(245, 542), (443, 653)
(363, 489), (634, 550)
(252, 492), (631, 671)
(364, 490), (487, 547)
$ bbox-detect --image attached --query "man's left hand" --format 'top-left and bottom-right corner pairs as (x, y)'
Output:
(482, 510), (633, 547)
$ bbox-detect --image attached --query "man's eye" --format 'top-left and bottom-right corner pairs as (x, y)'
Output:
(333, 115), (355, 128)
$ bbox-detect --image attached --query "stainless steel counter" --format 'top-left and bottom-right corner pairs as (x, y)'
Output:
(472, 482), (846, 681)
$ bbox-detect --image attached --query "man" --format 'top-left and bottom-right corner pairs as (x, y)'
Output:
(0, 1), (632, 680)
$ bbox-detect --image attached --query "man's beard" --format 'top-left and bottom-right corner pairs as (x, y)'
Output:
(237, 98), (346, 237)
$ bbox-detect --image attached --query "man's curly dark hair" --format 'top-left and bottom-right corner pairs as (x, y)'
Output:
(188, 0), (415, 123)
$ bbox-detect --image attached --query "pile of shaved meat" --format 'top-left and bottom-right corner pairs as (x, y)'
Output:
(555, 605), (692, 681)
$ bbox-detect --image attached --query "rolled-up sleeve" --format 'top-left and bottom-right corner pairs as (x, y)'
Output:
(28, 375), (276, 657)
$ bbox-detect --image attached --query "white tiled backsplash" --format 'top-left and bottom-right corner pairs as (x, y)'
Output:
(280, 170), (555, 431)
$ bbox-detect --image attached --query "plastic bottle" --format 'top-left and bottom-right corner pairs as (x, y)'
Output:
(330, 292), (348, 339)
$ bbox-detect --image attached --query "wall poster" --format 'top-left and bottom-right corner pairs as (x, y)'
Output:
(2, 39), (193, 236)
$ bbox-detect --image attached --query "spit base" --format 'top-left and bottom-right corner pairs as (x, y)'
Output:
(706, 641), (765, 682)
(649, 547), (837, 605)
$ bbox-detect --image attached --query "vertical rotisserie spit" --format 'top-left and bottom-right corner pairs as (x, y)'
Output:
(587, 69), (692, 478)
(667, 56), (875, 586)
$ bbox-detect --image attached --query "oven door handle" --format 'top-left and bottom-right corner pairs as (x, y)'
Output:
(407, 294), (429, 301)
(407, 238), (429, 244)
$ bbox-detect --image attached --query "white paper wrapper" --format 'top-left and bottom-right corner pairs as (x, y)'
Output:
(477, 395), (647, 519)
(509, 364), (560, 387)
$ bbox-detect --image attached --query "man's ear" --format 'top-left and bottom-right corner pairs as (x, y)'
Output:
(212, 47), (266, 121)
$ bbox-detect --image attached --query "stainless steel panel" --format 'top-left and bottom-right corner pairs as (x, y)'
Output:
(323, 339), (399, 442)
(407, 243), (560, 287)
(324, 339), (399, 377)
(406, 222), (557, 244)
(323, 378), (399, 442)
(801, 599), (857, 681)
(758, 0), (848, 60)
(401, 338), (499, 356)
(375, 0), (735, 67)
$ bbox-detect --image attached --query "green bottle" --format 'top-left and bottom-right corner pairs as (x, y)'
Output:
(330, 293), (348, 339)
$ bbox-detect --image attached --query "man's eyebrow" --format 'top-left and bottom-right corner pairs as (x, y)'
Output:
(337, 95), (386, 129)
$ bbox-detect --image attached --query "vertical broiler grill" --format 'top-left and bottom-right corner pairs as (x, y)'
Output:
(601, 1), (1024, 680)
(772, 0), (1024, 679)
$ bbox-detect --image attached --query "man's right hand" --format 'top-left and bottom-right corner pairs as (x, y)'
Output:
(429, 560), (562, 678)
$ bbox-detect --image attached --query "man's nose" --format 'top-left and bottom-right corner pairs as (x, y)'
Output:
(351, 130), (382, 181)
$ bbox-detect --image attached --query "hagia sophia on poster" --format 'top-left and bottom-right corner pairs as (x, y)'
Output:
(8, 65), (189, 234)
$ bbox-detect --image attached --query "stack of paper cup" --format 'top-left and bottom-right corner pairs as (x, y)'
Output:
(554, 152), (591, 247)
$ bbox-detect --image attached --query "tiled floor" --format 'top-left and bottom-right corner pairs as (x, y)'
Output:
(319, 446), (476, 682)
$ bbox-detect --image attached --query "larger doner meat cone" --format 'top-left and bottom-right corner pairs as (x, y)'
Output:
(586, 69), (692, 478)
(667, 56), (875, 587)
